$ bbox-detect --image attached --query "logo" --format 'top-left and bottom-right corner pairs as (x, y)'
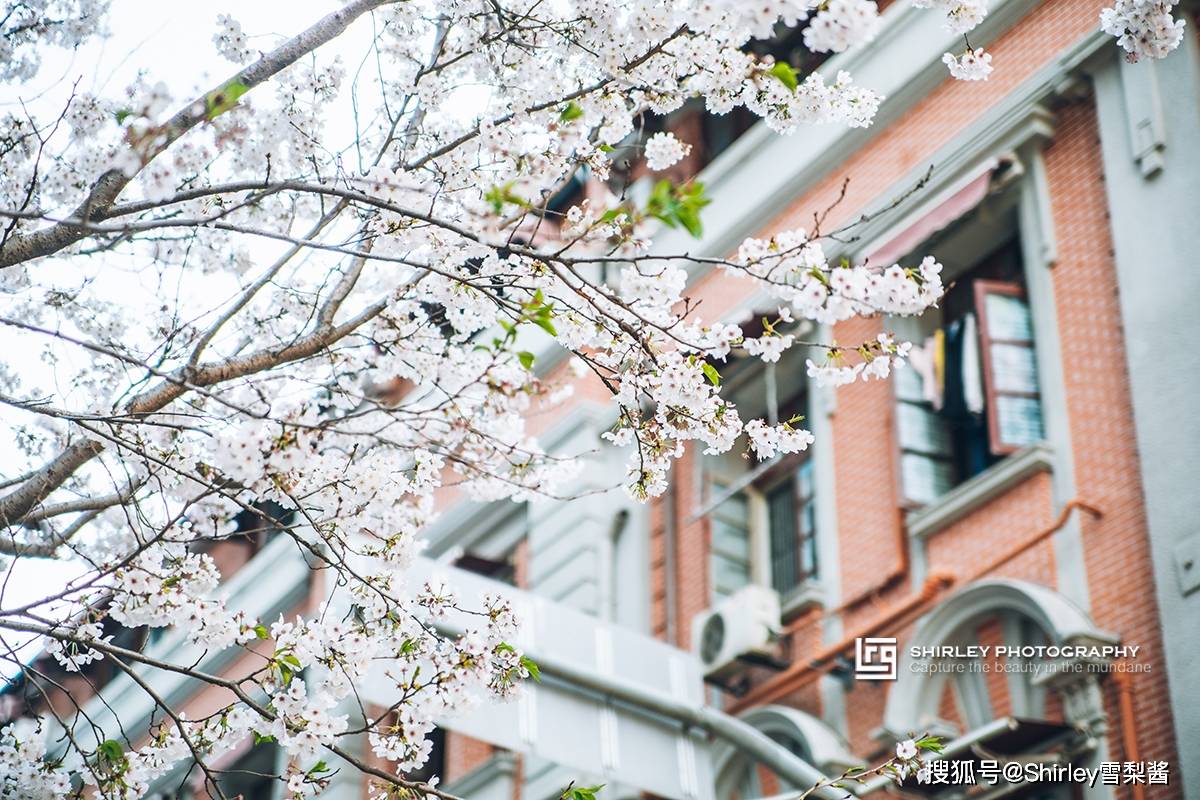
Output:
(854, 637), (898, 680)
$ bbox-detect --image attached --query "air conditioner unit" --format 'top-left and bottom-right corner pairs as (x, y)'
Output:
(691, 584), (782, 680)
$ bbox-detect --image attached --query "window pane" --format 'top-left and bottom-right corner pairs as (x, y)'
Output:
(894, 362), (925, 401)
(984, 292), (1034, 340)
(990, 343), (1039, 393)
(713, 552), (752, 597)
(712, 490), (748, 523)
(712, 517), (751, 559)
(897, 402), (953, 455)
(902, 453), (956, 505)
(712, 487), (752, 600)
(768, 481), (799, 593)
(995, 395), (1044, 447)
(796, 460), (814, 502)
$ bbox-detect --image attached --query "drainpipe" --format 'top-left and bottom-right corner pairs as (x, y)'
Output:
(733, 500), (1102, 711)
(664, 473), (679, 645)
(1112, 670), (1146, 800)
(535, 651), (846, 800)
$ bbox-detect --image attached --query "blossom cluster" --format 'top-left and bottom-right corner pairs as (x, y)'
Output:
(913, 0), (989, 33)
(943, 48), (994, 80)
(804, 0), (883, 53)
(1100, 0), (1186, 61)
(806, 333), (914, 388)
(0, 0), (1186, 792)
(744, 420), (816, 460)
(644, 132), (691, 171)
(44, 621), (109, 672)
(0, 724), (72, 798)
(732, 231), (946, 324)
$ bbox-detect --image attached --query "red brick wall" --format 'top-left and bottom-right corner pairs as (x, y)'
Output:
(645, 4), (1182, 792)
(1042, 99), (1179, 794)
(443, 732), (496, 784)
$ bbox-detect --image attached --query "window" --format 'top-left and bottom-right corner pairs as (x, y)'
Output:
(454, 551), (517, 585)
(766, 461), (816, 595)
(705, 334), (818, 603)
(895, 235), (1045, 505)
(711, 458), (817, 602)
(975, 280), (1044, 453)
(711, 488), (754, 599)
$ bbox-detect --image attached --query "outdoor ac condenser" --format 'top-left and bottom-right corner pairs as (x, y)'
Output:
(691, 584), (782, 680)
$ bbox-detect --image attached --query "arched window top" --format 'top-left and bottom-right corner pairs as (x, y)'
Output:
(713, 705), (861, 800)
(882, 579), (1118, 739)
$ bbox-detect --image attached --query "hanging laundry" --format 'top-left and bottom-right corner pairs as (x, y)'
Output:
(962, 312), (984, 415)
(932, 328), (946, 411)
(940, 315), (993, 479)
(907, 334), (943, 408)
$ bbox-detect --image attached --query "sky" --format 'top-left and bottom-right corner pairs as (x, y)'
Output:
(0, 0), (411, 676)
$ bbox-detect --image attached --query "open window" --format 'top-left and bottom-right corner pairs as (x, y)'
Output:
(704, 328), (818, 607)
(891, 204), (1045, 506)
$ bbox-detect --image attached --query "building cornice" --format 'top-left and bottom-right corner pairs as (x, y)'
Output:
(905, 442), (1057, 540)
(652, 0), (1048, 267)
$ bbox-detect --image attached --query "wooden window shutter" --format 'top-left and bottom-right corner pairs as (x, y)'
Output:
(974, 280), (1045, 454)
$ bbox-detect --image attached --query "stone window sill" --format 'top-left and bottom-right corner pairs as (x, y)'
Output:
(781, 581), (826, 622)
(906, 442), (1056, 540)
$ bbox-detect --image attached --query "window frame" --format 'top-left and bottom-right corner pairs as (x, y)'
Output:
(886, 196), (1048, 507)
(973, 279), (1043, 456)
(707, 449), (818, 604)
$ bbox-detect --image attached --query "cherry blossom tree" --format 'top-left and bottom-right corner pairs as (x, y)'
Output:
(0, 0), (1183, 797)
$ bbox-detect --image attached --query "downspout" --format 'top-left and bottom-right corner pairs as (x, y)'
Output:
(535, 652), (846, 800)
(1112, 670), (1146, 800)
(664, 472), (679, 645)
(733, 501), (1102, 711)
(732, 573), (956, 712)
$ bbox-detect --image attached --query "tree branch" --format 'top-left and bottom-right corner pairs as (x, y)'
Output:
(0, 0), (398, 269)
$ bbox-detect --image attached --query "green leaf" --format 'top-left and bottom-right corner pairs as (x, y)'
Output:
(521, 655), (542, 683)
(644, 180), (710, 239)
(915, 735), (944, 753)
(518, 351), (536, 370)
(533, 316), (557, 337)
(675, 204), (702, 238)
(253, 625), (269, 640)
(114, 108), (133, 124)
(702, 362), (721, 387)
(559, 102), (584, 122)
(98, 740), (124, 762)
(768, 62), (799, 91)
(564, 784), (606, 800)
(485, 182), (529, 214)
(205, 77), (251, 121)
(253, 732), (276, 744)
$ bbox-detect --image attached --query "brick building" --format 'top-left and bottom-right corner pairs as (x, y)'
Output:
(6, 1), (1198, 799)
(428, 1), (1200, 798)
